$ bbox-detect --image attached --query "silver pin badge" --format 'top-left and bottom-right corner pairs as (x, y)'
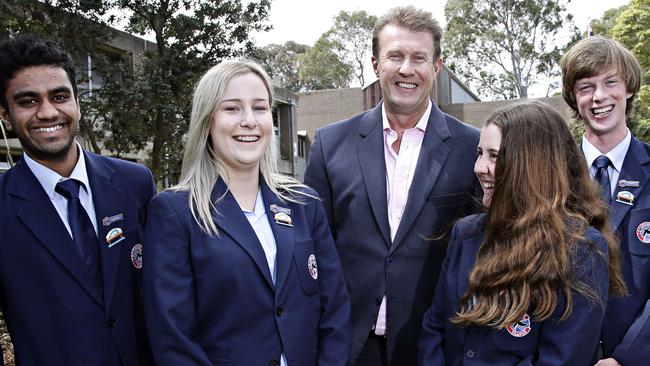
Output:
(308, 254), (318, 279)
(270, 204), (291, 215)
(618, 180), (640, 188)
(615, 191), (635, 206)
(106, 227), (125, 248)
(102, 213), (124, 227)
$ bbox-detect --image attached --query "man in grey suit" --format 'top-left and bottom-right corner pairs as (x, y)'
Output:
(304, 6), (480, 366)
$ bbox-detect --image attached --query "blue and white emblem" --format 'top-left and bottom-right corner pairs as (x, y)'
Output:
(308, 254), (318, 279)
(506, 313), (531, 337)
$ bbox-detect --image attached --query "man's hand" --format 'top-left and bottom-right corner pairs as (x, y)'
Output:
(595, 358), (622, 366)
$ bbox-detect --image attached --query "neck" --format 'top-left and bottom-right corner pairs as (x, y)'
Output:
(585, 127), (627, 154)
(30, 144), (79, 177)
(384, 103), (428, 134)
(225, 169), (260, 211)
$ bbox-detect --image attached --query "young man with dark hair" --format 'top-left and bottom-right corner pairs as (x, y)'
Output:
(561, 35), (648, 366)
(0, 35), (155, 365)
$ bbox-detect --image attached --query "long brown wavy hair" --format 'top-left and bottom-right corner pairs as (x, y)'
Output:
(452, 101), (627, 329)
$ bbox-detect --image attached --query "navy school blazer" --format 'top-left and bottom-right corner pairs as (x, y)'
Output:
(419, 214), (609, 366)
(600, 136), (650, 364)
(0, 151), (156, 365)
(143, 179), (351, 366)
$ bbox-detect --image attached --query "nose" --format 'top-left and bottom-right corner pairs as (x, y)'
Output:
(36, 100), (58, 120)
(474, 155), (488, 175)
(240, 107), (258, 128)
(592, 84), (605, 102)
(398, 59), (415, 76)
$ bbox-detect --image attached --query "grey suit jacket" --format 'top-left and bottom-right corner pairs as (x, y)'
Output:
(304, 101), (480, 365)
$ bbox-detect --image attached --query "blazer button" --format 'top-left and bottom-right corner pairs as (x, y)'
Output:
(276, 307), (284, 317)
(465, 349), (476, 358)
(107, 319), (118, 328)
(385, 257), (397, 266)
(270, 358), (280, 366)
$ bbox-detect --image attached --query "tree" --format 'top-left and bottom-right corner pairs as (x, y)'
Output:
(610, 0), (650, 141)
(589, 5), (627, 37)
(324, 10), (377, 86)
(254, 41), (309, 91)
(297, 35), (353, 90)
(444, 0), (580, 100)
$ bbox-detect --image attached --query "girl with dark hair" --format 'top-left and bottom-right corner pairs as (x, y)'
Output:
(418, 101), (626, 365)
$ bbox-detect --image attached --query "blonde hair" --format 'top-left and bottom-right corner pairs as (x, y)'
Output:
(172, 59), (310, 235)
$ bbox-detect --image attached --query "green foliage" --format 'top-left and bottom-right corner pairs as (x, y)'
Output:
(254, 41), (310, 91)
(444, 0), (580, 100)
(2, 0), (271, 184)
(324, 10), (377, 86)
(589, 6), (626, 37)
(297, 36), (353, 90)
(610, 0), (650, 142)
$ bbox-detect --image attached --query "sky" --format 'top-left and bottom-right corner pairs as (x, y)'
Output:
(251, 0), (631, 94)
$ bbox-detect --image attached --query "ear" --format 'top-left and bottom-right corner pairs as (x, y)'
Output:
(372, 55), (379, 77)
(433, 58), (443, 78)
(0, 108), (11, 132)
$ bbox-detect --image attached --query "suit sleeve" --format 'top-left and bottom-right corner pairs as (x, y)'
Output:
(536, 235), (608, 365)
(304, 129), (335, 236)
(418, 224), (461, 366)
(310, 198), (351, 366)
(143, 193), (212, 366)
(611, 298), (650, 363)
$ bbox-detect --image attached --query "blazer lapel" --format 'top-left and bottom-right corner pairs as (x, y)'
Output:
(212, 179), (275, 289)
(611, 137), (650, 230)
(391, 104), (450, 252)
(10, 159), (103, 305)
(261, 181), (295, 293)
(85, 153), (127, 309)
(357, 104), (391, 248)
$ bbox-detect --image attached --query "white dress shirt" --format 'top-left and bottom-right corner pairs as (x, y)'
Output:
(582, 129), (631, 197)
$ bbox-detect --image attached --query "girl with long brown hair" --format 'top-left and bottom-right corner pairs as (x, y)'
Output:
(418, 101), (626, 365)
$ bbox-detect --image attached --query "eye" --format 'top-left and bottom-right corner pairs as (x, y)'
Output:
(52, 93), (70, 103)
(254, 105), (269, 111)
(412, 55), (428, 64)
(223, 105), (239, 112)
(16, 97), (38, 107)
(606, 79), (620, 86)
(387, 53), (404, 62)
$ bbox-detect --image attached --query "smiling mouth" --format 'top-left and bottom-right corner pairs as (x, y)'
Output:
(592, 105), (614, 116)
(34, 124), (64, 133)
(234, 135), (259, 142)
(396, 82), (417, 89)
(481, 181), (494, 189)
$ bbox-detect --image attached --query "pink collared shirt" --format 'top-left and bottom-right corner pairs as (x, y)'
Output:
(374, 100), (432, 336)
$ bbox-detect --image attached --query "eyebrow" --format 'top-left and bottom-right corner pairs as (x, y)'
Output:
(221, 98), (269, 103)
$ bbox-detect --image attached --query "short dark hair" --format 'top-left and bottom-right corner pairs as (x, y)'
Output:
(372, 6), (442, 60)
(0, 35), (78, 111)
(560, 36), (641, 122)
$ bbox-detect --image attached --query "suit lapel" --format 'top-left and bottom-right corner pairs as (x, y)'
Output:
(261, 182), (295, 293)
(212, 179), (275, 289)
(391, 104), (450, 252)
(85, 153), (126, 309)
(10, 159), (103, 305)
(611, 137), (650, 230)
(357, 104), (391, 248)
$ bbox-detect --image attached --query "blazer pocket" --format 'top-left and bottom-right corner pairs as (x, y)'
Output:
(293, 240), (319, 296)
(427, 192), (469, 208)
(628, 208), (650, 256)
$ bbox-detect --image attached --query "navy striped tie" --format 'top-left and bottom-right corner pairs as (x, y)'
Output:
(593, 155), (612, 206)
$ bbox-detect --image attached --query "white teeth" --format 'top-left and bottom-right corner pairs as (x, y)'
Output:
(36, 125), (63, 133)
(593, 106), (614, 115)
(397, 82), (416, 89)
(235, 136), (259, 142)
(482, 182), (494, 189)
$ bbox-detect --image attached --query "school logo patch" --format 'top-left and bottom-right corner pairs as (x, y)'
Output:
(131, 243), (143, 269)
(506, 313), (531, 337)
(636, 222), (650, 243)
(308, 254), (318, 279)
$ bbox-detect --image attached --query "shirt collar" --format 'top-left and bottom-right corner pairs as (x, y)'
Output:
(23, 142), (91, 199)
(242, 188), (266, 222)
(381, 99), (432, 133)
(582, 128), (631, 173)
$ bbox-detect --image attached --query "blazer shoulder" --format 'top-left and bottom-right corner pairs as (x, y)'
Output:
(453, 213), (487, 241)
(149, 189), (191, 218)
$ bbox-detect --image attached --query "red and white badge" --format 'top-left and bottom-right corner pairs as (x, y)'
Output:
(131, 243), (143, 269)
(636, 222), (650, 243)
(506, 313), (531, 337)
